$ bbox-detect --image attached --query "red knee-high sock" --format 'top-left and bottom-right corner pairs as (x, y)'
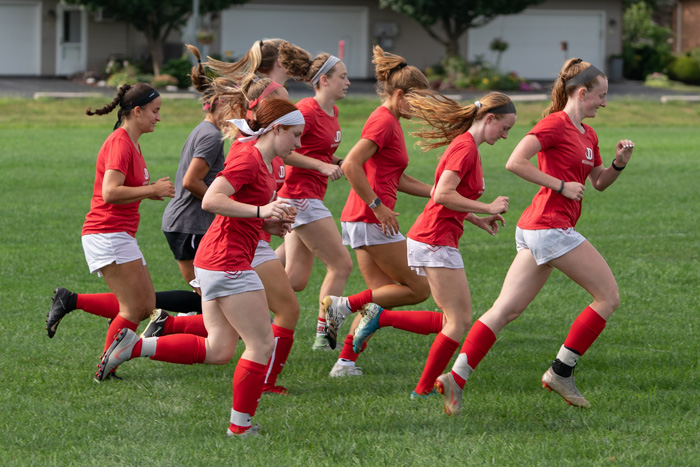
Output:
(451, 320), (497, 387)
(378, 310), (443, 335)
(347, 289), (372, 312)
(103, 315), (138, 353)
(162, 314), (208, 337)
(232, 359), (267, 418)
(460, 320), (497, 370)
(414, 332), (459, 395)
(150, 334), (207, 364)
(77, 293), (120, 319)
(563, 306), (607, 356)
(263, 325), (294, 388)
(339, 333), (366, 361)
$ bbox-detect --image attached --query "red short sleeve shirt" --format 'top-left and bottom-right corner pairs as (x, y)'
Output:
(278, 97), (340, 200)
(194, 146), (278, 271)
(82, 128), (150, 237)
(341, 106), (408, 223)
(518, 111), (602, 229)
(408, 132), (484, 248)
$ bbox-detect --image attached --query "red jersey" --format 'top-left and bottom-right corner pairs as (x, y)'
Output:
(408, 132), (484, 248)
(224, 140), (285, 242)
(340, 106), (408, 223)
(518, 111), (602, 230)
(194, 145), (278, 271)
(82, 128), (150, 237)
(277, 98), (340, 200)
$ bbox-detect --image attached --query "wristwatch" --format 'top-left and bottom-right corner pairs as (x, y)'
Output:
(368, 197), (382, 209)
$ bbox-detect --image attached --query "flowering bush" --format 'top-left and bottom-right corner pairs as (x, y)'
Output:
(425, 56), (532, 92)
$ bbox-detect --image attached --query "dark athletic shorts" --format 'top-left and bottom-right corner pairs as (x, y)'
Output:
(163, 231), (204, 261)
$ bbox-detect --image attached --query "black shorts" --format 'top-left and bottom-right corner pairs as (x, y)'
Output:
(163, 231), (204, 261)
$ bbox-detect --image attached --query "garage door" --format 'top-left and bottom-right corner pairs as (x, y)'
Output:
(221, 5), (369, 79)
(467, 10), (605, 80)
(0, 1), (41, 75)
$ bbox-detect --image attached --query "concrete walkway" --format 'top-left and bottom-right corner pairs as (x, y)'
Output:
(1, 76), (698, 102)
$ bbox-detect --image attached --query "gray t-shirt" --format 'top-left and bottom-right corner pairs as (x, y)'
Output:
(161, 120), (225, 234)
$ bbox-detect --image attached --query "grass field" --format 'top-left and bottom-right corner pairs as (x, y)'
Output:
(1, 95), (699, 466)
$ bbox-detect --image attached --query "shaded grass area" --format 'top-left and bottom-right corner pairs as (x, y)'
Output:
(1, 97), (699, 465)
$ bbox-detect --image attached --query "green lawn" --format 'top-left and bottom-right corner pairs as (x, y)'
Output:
(1, 96), (699, 466)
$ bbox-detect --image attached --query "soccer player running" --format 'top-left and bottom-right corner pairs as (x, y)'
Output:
(321, 46), (433, 377)
(275, 52), (353, 351)
(95, 98), (303, 438)
(436, 58), (635, 415)
(353, 91), (515, 399)
(74, 84), (174, 379)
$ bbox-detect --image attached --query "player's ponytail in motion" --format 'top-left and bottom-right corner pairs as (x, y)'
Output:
(544, 58), (605, 117)
(408, 90), (515, 151)
(186, 44), (221, 117)
(372, 45), (429, 100)
(206, 39), (310, 82)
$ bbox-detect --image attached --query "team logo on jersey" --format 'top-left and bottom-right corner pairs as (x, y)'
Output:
(334, 131), (342, 143)
(585, 148), (593, 160)
(278, 166), (285, 178)
(143, 168), (150, 181)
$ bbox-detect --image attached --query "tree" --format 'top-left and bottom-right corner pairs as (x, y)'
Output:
(379, 0), (545, 58)
(67, 0), (249, 75)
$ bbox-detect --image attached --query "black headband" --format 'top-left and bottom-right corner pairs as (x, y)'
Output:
(115, 89), (160, 130)
(565, 64), (603, 86)
(490, 101), (517, 114)
(121, 89), (160, 112)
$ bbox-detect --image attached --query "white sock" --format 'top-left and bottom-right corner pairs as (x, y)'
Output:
(230, 408), (252, 428)
(451, 353), (473, 382)
(556, 345), (579, 367)
(140, 337), (157, 358)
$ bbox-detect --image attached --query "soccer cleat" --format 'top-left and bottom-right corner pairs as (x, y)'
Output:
(435, 373), (463, 416)
(104, 370), (123, 381)
(94, 328), (140, 382)
(321, 295), (350, 350)
(140, 309), (169, 338)
(541, 367), (591, 408)
(226, 424), (262, 438)
(410, 389), (437, 400)
(312, 335), (332, 351)
(353, 303), (383, 353)
(329, 361), (363, 377)
(46, 287), (76, 338)
(262, 385), (289, 395)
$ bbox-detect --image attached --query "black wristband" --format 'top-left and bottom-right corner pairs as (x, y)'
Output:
(611, 159), (625, 171)
(556, 180), (565, 194)
(336, 159), (343, 166)
(256, 206), (260, 218)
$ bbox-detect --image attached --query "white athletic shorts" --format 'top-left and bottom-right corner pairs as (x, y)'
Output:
(406, 237), (464, 276)
(194, 267), (264, 302)
(278, 197), (332, 229)
(341, 221), (405, 249)
(251, 240), (279, 268)
(81, 232), (146, 277)
(515, 226), (586, 265)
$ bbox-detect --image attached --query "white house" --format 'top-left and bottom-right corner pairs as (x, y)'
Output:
(0, 0), (623, 80)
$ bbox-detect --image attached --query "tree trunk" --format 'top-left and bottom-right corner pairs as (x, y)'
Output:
(147, 35), (164, 76)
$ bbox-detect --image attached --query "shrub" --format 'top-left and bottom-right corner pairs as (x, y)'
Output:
(668, 55), (700, 84)
(161, 57), (193, 89)
(151, 74), (179, 89)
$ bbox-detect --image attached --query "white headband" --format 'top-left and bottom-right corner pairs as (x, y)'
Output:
(229, 110), (305, 142)
(311, 55), (341, 86)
